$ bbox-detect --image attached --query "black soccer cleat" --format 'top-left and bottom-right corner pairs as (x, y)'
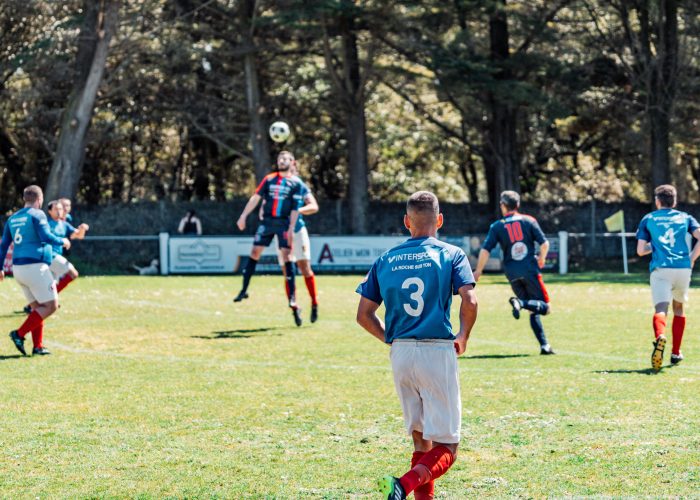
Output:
(9, 330), (26, 356)
(670, 352), (683, 365)
(509, 297), (522, 320)
(378, 475), (406, 500)
(32, 347), (51, 356)
(540, 344), (556, 355)
(292, 306), (303, 327)
(233, 291), (249, 303)
(23, 305), (32, 314)
(651, 335), (667, 372)
(310, 305), (318, 323)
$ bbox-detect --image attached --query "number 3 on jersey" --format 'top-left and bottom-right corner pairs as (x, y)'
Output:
(658, 227), (676, 247)
(402, 277), (425, 317)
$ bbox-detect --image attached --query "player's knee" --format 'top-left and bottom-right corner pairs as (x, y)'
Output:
(70, 267), (79, 278)
(543, 303), (551, 315)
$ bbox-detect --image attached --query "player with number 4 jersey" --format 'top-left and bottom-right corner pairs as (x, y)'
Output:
(356, 191), (478, 500)
(636, 184), (700, 371)
(473, 190), (555, 355)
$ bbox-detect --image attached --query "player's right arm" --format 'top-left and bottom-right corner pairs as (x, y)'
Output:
(237, 193), (262, 231)
(474, 224), (498, 281)
(636, 216), (652, 256)
(356, 296), (386, 343)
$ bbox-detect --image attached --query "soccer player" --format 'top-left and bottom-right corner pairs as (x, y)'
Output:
(636, 184), (700, 371)
(59, 197), (74, 224)
(274, 161), (320, 322)
(234, 151), (304, 325)
(473, 190), (555, 355)
(48, 199), (89, 293)
(0, 185), (70, 356)
(356, 191), (478, 500)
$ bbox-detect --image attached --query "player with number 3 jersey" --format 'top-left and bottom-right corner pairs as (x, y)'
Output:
(356, 191), (478, 500)
(473, 190), (555, 354)
(636, 184), (700, 371)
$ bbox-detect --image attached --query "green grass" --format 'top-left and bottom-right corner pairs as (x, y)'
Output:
(0, 273), (699, 498)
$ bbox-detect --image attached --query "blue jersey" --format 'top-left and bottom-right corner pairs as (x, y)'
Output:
(255, 173), (303, 222)
(482, 212), (547, 279)
(292, 177), (311, 233)
(48, 218), (76, 256)
(0, 207), (65, 266)
(356, 236), (475, 343)
(636, 209), (700, 272)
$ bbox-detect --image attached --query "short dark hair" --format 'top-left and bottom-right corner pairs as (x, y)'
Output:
(47, 200), (62, 211)
(500, 190), (520, 211)
(654, 184), (677, 208)
(407, 191), (439, 216)
(23, 185), (42, 204)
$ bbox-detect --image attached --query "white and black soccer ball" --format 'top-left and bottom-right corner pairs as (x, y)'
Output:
(269, 121), (290, 143)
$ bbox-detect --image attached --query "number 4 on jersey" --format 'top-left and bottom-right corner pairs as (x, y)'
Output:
(659, 227), (676, 247)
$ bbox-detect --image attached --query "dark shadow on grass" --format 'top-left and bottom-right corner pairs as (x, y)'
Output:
(465, 354), (531, 360)
(593, 367), (660, 375)
(0, 354), (24, 361)
(193, 327), (284, 340)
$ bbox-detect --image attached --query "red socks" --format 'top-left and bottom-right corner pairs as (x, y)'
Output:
(304, 274), (318, 306)
(672, 315), (686, 355)
(411, 451), (434, 500)
(399, 446), (455, 495)
(31, 321), (44, 349)
(57, 274), (75, 293)
(17, 311), (43, 338)
(653, 313), (666, 339)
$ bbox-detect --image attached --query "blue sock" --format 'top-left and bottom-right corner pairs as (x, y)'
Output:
(241, 258), (258, 293)
(529, 314), (549, 347)
(284, 262), (296, 301)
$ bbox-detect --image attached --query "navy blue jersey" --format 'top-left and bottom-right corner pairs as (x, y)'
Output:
(255, 173), (303, 222)
(636, 209), (700, 272)
(48, 218), (76, 256)
(482, 212), (546, 279)
(0, 207), (65, 266)
(356, 236), (475, 343)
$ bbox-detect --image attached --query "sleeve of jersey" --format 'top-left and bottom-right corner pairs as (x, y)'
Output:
(254, 177), (268, 196)
(531, 219), (547, 244)
(0, 223), (11, 263)
(688, 215), (700, 234)
(482, 225), (497, 251)
(33, 213), (65, 246)
(355, 262), (383, 305)
(636, 217), (650, 241)
(451, 249), (476, 293)
(66, 222), (78, 237)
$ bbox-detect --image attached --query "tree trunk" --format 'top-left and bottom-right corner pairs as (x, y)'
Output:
(242, 0), (271, 182)
(484, 0), (519, 211)
(45, 0), (118, 203)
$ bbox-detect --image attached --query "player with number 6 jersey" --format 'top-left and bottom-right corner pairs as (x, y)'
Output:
(473, 190), (555, 355)
(356, 191), (478, 500)
(636, 184), (700, 371)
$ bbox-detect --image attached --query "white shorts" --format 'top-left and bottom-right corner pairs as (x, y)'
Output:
(50, 254), (72, 279)
(390, 339), (461, 444)
(650, 268), (692, 305)
(12, 263), (58, 305)
(276, 226), (311, 264)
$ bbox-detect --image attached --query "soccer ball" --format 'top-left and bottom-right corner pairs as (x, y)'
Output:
(269, 121), (290, 143)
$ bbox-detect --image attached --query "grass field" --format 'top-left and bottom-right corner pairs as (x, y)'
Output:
(0, 273), (698, 498)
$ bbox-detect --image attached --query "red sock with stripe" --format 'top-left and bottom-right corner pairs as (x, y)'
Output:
(653, 313), (666, 339)
(672, 315), (686, 355)
(17, 311), (43, 338)
(411, 451), (434, 500)
(31, 321), (44, 349)
(399, 446), (455, 495)
(57, 274), (75, 293)
(304, 274), (318, 306)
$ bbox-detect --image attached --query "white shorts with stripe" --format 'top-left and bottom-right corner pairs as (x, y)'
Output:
(49, 254), (73, 279)
(12, 263), (58, 305)
(390, 339), (461, 444)
(276, 226), (312, 264)
(650, 267), (692, 305)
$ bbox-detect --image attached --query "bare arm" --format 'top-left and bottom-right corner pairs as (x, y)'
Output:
(195, 218), (202, 235)
(637, 239), (652, 257)
(356, 296), (386, 344)
(298, 193), (319, 216)
(453, 284), (478, 356)
(71, 223), (90, 240)
(473, 248), (491, 281)
(538, 239), (550, 268)
(691, 229), (700, 266)
(178, 218), (185, 234)
(237, 194), (262, 231)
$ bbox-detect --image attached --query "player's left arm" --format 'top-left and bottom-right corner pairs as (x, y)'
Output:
(69, 222), (89, 240)
(298, 192), (319, 216)
(356, 296), (385, 343)
(454, 284), (478, 356)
